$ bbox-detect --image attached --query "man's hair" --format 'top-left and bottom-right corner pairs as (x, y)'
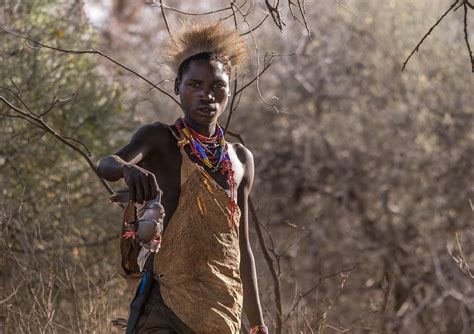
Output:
(162, 21), (249, 79)
(177, 52), (231, 81)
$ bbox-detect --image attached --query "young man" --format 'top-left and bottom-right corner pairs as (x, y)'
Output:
(97, 22), (268, 334)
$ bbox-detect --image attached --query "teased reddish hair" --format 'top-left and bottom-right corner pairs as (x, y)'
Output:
(162, 21), (249, 78)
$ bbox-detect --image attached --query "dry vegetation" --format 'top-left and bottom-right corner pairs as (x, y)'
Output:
(1, 0), (473, 333)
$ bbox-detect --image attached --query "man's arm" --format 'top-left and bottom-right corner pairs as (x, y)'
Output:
(96, 124), (160, 203)
(237, 144), (266, 331)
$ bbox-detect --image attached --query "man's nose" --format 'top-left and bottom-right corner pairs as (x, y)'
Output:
(199, 87), (215, 101)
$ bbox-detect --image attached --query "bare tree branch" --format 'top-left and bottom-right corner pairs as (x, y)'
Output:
(265, 0), (285, 32)
(0, 96), (114, 196)
(0, 26), (181, 106)
(463, 1), (474, 72)
(149, 1), (232, 16)
(402, 0), (459, 71)
(4, 77), (38, 117)
(297, 0), (311, 38)
(224, 78), (241, 135)
(288, 0), (311, 38)
(401, 0), (474, 72)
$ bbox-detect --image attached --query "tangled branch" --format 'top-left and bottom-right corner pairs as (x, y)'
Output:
(265, 0), (285, 32)
(448, 232), (474, 279)
(264, 0), (311, 37)
(289, 0), (311, 38)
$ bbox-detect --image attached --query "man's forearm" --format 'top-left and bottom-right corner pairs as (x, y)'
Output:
(241, 246), (265, 327)
(96, 155), (128, 181)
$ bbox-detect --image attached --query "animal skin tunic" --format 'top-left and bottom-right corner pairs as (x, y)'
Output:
(153, 134), (244, 333)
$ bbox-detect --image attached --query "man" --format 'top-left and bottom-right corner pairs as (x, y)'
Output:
(97, 22), (268, 334)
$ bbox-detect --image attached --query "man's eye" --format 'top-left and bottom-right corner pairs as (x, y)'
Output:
(214, 83), (226, 89)
(188, 82), (200, 88)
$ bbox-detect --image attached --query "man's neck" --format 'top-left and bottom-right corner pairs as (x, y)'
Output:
(184, 117), (217, 137)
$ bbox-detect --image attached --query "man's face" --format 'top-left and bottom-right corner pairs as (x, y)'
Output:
(175, 58), (230, 127)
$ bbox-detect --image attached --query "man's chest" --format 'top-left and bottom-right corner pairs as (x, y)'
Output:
(140, 143), (245, 194)
(180, 142), (245, 191)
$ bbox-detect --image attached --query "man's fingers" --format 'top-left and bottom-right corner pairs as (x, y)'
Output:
(124, 167), (159, 203)
(129, 183), (136, 203)
(149, 175), (159, 199)
(141, 176), (151, 201)
(135, 180), (144, 204)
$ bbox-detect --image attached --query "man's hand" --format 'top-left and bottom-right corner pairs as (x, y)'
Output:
(122, 164), (160, 204)
(96, 124), (167, 203)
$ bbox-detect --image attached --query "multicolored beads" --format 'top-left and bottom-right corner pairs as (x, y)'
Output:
(174, 117), (238, 216)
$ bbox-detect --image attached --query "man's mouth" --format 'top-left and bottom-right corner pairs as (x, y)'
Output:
(196, 105), (217, 116)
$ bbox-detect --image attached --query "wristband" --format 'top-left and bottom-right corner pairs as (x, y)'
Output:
(250, 324), (268, 334)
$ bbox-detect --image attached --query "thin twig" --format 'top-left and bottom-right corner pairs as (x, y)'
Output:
(226, 130), (283, 334)
(402, 0), (460, 71)
(297, 0), (311, 38)
(149, 1), (232, 16)
(224, 74), (246, 134)
(220, 0), (249, 21)
(230, 0), (239, 30)
(335, 0), (359, 18)
(230, 74), (246, 112)
(7, 77), (38, 117)
(282, 265), (358, 324)
(235, 53), (274, 95)
(249, 196), (283, 334)
(463, 1), (474, 72)
(63, 136), (93, 157)
(159, 0), (172, 37)
(237, 7), (281, 112)
(224, 77), (240, 135)
(240, 14), (270, 36)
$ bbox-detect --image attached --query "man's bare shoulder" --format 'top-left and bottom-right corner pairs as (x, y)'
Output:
(131, 122), (176, 147)
(230, 142), (252, 160)
(230, 142), (254, 171)
(132, 122), (172, 140)
(229, 142), (254, 194)
(115, 122), (177, 160)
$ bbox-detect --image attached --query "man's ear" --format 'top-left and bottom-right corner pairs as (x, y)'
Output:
(174, 78), (180, 95)
(227, 90), (231, 97)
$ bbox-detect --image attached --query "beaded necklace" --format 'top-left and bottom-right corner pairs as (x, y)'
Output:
(174, 117), (238, 217)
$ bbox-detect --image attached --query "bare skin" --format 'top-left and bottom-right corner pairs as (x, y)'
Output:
(97, 58), (265, 329)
